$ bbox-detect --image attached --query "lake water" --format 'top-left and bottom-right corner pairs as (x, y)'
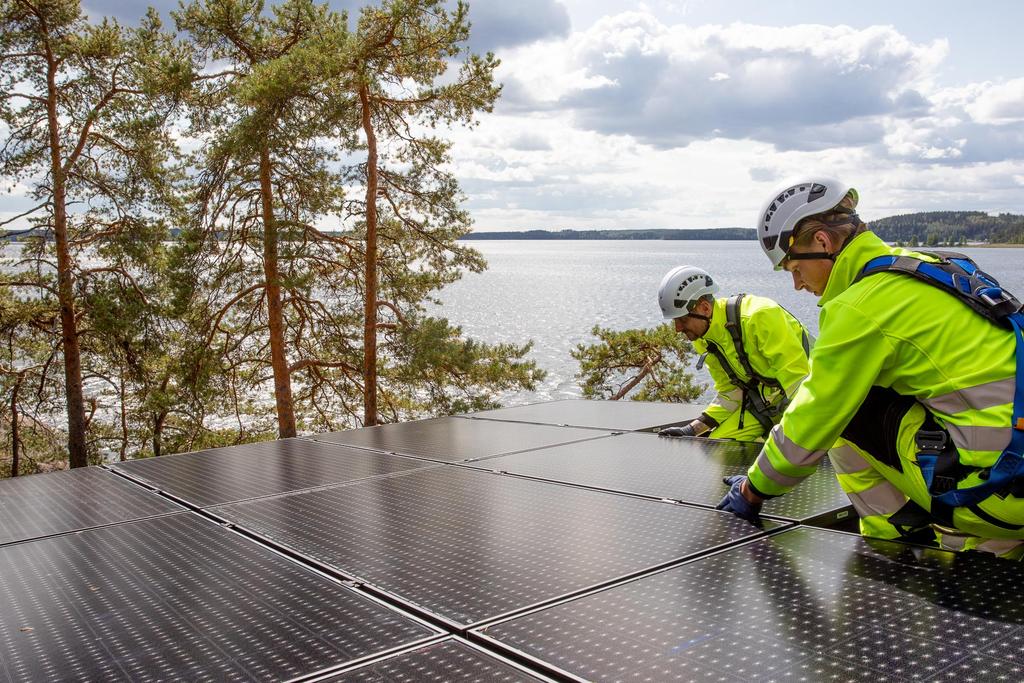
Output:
(4, 239), (1021, 408)
(433, 240), (1024, 404)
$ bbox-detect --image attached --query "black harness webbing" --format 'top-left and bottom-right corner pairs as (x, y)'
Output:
(705, 295), (810, 436)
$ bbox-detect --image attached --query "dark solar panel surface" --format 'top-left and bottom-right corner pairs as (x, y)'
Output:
(109, 438), (434, 507)
(477, 432), (852, 522)
(480, 527), (1024, 682)
(212, 466), (781, 628)
(310, 417), (609, 462)
(320, 639), (550, 682)
(0, 466), (181, 546)
(0, 513), (436, 682)
(458, 399), (699, 432)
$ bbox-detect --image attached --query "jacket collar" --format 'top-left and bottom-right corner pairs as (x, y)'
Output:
(819, 231), (895, 306)
(697, 296), (731, 347)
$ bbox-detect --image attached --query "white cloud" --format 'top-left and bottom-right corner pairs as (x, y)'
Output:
(498, 14), (948, 150)
(963, 78), (1024, 124)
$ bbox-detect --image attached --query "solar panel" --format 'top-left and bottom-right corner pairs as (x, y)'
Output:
(0, 513), (437, 682)
(309, 416), (610, 462)
(315, 639), (553, 682)
(0, 466), (181, 546)
(474, 431), (852, 523)
(109, 438), (435, 507)
(211, 466), (782, 628)
(477, 527), (1024, 682)
(457, 399), (700, 432)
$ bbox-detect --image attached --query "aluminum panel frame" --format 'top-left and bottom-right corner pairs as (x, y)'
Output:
(457, 399), (700, 432)
(110, 438), (435, 508)
(473, 431), (852, 523)
(309, 417), (613, 463)
(0, 466), (181, 547)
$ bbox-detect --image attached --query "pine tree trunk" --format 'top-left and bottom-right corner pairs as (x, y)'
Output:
(118, 372), (128, 461)
(10, 377), (20, 477)
(360, 84), (379, 427)
(152, 412), (165, 458)
(45, 47), (88, 468)
(258, 145), (297, 438)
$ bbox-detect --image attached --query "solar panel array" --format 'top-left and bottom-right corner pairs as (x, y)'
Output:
(0, 399), (1007, 682)
(472, 431), (852, 523)
(457, 398), (700, 432)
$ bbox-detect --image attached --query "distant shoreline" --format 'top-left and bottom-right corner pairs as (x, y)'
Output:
(460, 228), (755, 241)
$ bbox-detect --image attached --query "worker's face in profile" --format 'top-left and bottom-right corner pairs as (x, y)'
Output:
(783, 231), (836, 297)
(672, 299), (712, 340)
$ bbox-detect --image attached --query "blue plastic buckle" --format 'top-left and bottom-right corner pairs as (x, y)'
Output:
(978, 287), (1010, 306)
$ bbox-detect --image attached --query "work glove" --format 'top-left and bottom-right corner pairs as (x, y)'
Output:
(658, 424), (696, 438)
(716, 475), (763, 528)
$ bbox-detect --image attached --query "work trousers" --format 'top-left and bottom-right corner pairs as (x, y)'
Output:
(832, 389), (1024, 560)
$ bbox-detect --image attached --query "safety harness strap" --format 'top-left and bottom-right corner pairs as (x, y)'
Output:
(704, 342), (775, 434)
(725, 295), (782, 391)
(858, 253), (1024, 512)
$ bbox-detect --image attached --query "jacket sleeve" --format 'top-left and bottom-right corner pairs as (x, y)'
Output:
(746, 304), (810, 399)
(702, 346), (742, 427)
(746, 300), (896, 498)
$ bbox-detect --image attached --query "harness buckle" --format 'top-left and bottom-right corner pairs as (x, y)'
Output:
(978, 287), (1011, 307)
(915, 429), (948, 455)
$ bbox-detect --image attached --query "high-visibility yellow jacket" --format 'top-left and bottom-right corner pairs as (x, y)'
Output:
(748, 232), (1019, 534)
(693, 294), (810, 440)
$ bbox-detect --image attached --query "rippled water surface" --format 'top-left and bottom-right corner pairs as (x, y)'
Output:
(433, 240), (1024, 403)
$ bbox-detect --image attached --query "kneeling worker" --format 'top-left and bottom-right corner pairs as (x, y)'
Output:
(657, 265), (812, 441)
(718, 177), (1024, 559)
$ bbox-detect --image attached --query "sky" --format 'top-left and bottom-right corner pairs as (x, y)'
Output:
(12, 0), (1024, 232)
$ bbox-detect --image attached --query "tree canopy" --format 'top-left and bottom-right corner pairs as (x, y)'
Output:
(0, 0), (544, 475)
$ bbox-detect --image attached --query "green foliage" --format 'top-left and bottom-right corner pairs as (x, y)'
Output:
(870, 211), (1024, 245)
(0, 0), (547, 471)
(376, 316), (543, 419)
(0, 0), (191, 467)
(0, 287), (66, 476)
(572, 325), (705, 402)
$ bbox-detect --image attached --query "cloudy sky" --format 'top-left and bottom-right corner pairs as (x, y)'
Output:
(53, 1), (1024, 230)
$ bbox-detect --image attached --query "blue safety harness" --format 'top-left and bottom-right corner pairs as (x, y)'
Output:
(856, 251), (1024, 517)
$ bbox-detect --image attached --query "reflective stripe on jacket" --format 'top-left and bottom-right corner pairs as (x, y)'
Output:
(693, 294), (810, 431)
(748, 231), (1017, 499)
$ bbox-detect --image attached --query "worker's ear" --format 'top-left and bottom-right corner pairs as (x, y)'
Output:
(814, 229), (836, 254)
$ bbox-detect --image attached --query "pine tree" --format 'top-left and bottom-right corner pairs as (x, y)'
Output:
(340, 0), (503, 424)
(572, 325), (705, 402)
(1, 0), (188, 466)
(174, 0), (354, 439)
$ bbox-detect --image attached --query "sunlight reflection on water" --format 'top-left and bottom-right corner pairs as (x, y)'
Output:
(432, 240), (1024, 404)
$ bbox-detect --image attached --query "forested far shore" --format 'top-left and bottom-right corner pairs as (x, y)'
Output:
(6, 211), (1023, 245)
(454, 211), (1024, 244)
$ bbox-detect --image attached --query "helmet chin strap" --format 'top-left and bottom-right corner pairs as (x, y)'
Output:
(786, 251), (836, 262)
(685, 312), (712, 337)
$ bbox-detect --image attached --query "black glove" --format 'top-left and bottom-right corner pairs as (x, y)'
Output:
(716, 475), (763, 528)
(659, 424), (696, 438)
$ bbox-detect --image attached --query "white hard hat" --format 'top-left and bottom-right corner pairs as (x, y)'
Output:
(658, 266), (719, 320)
(757, 177), (853, 270)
